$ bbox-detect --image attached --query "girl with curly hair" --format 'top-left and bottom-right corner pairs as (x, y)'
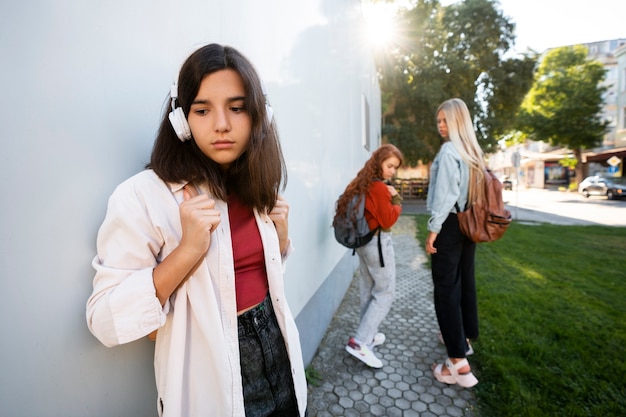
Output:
(335, 143), (403, 368)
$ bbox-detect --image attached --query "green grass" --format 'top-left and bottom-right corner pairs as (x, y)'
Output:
(414, 215), (626, 417)
(305, 365), (322, 387)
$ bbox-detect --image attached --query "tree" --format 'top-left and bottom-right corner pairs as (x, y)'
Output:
(378, 0), (536, 166)
(517, 45), (608, 184)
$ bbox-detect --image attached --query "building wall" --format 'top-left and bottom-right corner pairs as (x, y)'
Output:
(0, 1), (379, 415)
(585, 38), (626, 148)
(615, 44), (626, 147)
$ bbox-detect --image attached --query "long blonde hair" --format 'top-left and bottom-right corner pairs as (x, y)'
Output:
(437, 98), (486, 205)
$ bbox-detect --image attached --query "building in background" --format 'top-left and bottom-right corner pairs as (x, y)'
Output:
(615, 43), (626, 147)
(490, 38), (626, 189)
(582, 38), (626, 176)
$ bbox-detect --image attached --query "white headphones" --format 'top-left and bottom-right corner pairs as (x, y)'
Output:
(168, 81), (274, 143)
(261, 80), (274, 124)
(168, 84), (192, 142)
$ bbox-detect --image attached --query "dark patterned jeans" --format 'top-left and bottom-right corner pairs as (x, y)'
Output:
(238, 295), (300, 417)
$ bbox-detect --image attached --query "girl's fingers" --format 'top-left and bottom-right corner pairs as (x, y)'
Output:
(183, 184), (199, 200)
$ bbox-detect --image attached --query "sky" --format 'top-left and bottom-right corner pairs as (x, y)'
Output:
(464, 0), (625, 53)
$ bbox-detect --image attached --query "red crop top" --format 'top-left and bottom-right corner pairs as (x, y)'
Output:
(227, 193), (269, 312)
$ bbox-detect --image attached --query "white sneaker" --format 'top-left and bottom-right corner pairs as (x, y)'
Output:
(369, 332), (386, 348)
(345, 337), (383, 368)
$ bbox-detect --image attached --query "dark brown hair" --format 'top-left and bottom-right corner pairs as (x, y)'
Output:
(334, 144), (403, 221)
(147, 43), (286, 212)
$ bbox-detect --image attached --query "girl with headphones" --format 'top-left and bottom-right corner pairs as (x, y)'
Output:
(86, 44), (307, 417)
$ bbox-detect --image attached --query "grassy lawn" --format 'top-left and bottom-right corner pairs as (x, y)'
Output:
(414, 215), (626, 417)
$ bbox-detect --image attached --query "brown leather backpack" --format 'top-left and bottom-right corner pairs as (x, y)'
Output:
(455, 170), (512, 243)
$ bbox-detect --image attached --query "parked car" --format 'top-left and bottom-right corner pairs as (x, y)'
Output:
(578, 176), (626, 200)
(500, 176), (513, 190)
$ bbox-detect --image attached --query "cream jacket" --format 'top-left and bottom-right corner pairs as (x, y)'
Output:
(86, 170), (307, 417)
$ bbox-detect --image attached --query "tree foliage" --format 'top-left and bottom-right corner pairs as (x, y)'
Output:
(378, 0), (536, 166)
(517, 45), (608, 182)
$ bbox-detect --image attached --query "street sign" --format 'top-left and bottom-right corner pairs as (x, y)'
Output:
(511, 151), (521, 168)
(607, 156), (621, 167)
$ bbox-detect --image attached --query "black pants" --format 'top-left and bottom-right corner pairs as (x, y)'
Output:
(238, 295), (300, 417)
(431, 213), (479, 358)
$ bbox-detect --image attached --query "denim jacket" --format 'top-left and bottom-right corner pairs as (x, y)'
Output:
(426, 142), (469, 234)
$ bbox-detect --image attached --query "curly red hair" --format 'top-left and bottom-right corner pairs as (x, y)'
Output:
(334, 144), (403, 221)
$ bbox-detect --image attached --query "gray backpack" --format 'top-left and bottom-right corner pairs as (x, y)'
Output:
(332, 185), (384, 267)
(333, 193), (377, 249)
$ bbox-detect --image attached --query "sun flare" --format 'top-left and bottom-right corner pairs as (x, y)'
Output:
(361, 1), (399, 49)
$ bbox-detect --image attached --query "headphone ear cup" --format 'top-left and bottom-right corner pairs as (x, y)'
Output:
(168, 107), (192, 142)
(265, 103), (274, 123)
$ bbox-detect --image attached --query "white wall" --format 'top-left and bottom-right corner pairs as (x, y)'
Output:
(0, 0), (379, 415)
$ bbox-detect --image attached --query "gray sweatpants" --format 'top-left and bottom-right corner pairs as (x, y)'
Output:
(354, 231), (396, 345)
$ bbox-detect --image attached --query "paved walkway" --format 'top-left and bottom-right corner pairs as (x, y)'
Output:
(306, 215), (478, 417)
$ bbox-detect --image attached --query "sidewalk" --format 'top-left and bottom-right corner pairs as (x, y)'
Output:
(305, 191), (602, 415)
(306, 214), (478, 417)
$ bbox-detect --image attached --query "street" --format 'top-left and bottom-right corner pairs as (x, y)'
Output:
(503, 188), (626, 227)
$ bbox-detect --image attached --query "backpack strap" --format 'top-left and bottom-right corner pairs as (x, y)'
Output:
(353, 227), (384, 267)
(455, 201), (468, 213)
(376, 228), (384, 267)
(371, 178), (385, 267)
